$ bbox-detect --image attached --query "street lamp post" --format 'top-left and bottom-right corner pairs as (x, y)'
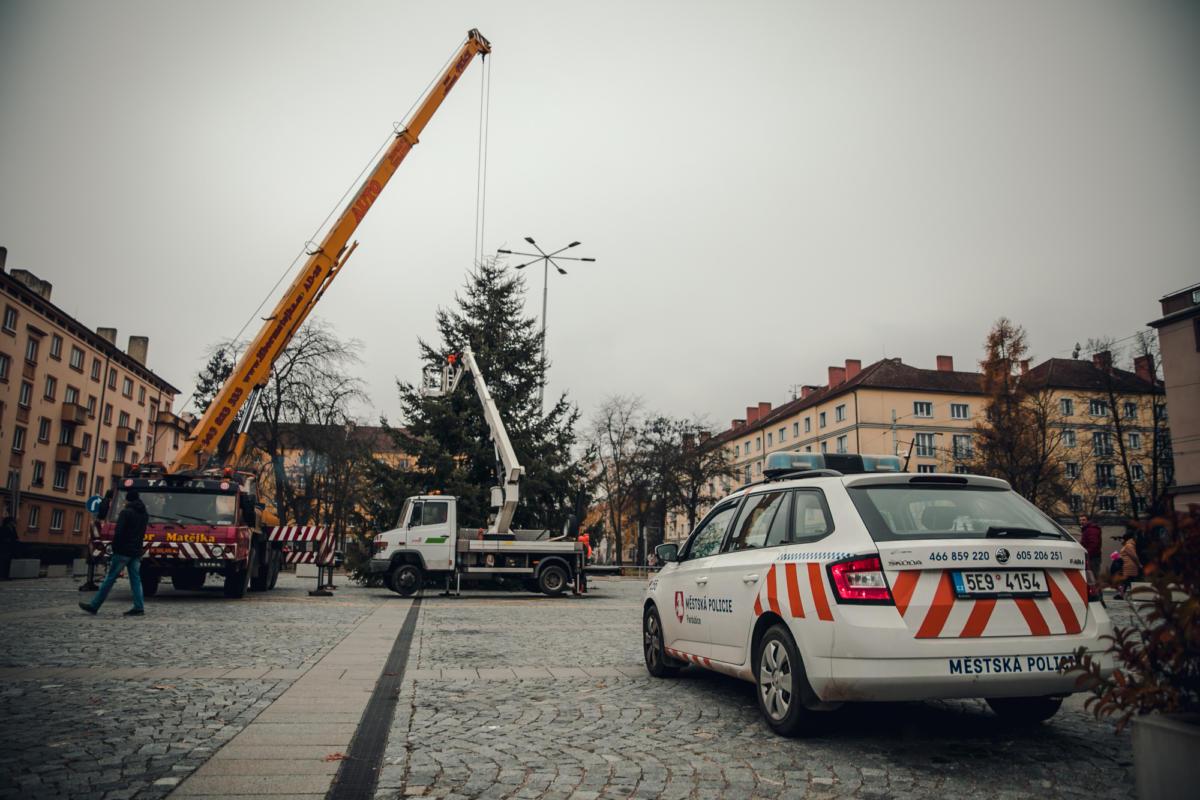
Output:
(497, 237), (595, 407)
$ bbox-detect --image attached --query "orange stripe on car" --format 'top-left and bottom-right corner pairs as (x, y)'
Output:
(766, 564), (781, 615)
(753, 593), (763, 617)
(959, 598), (996, 638)
(808, 562), (834, 621)
(784, 563), (805, 618)
(1014, 597), (1051, 636)
(891, 571), (920, 616)
(1065, 569), (1088, 605)
(1046, 573), (1081, 634)
(916, 572), (956, 638)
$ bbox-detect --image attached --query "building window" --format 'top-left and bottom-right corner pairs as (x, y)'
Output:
(734, 444), (740, 458)
(952, 434), (973, 459)
(792, 422), (799, 437)
(1123, 402), (1137, 420)
(953, 465), (970, 474)
(31, 460), (45, 486)
(25, 337), (39, 363)
(1069, 495), (1083, 513)
(1063, 428), (1077, 447)
(2, 305), (16, 332)
(1128, 432), (1141, 449)
(53, 465), (68, 491)
(75, 471), (87, 494)
(1065, 462), (1080, 479)
(805, 446), (812, 453)
(950, 403), (968, 420)
(820, 441), (828, 454)
(745, 439), (751, 453)
(1089, 398), (1109, 417)
(756, 437), (761, 452)
(915, 432), (936, 457)
(98, 440), (108, 461)
(49, 334), (63, 359)
(0, 352), (9, 381)
(37, 417), (51, 443)
(94, 476), (104, 495)
(1093, 431), (1114, 456)
(64, 385), (79, 404)
(804, 417), (811, 433)
(107, 368), (117, 390)
(913, 401), (933, 418)
(49, 508), (64, 531)
(43, 374), (57, 400)
(58, 425), (72, 445)
(835, 404), (846, 422)
(122, 377), (133, 398)
(1096, 463), (1116, 488)
(1098, 495), (1117, 513)
(27, 505), (39, 530)
(819, 412), (827, 428)
(1132, 462), (1145, 481)
(1060, 398), (1074, 416)
(103, 403), (112, 425)
(86, 396), (96, 417)
(756, 462), (762, 474)
(1155, 404), (1168, 421)
(72, 511), (83, 534)
(836, 435), (848, 454)
(138, 386), (146, 405)
(11, 426), (26, 453)
(744, 465), (751, 484)
(81, 432), (92, 454)
(18, 381), (32, 408)
(778, 426), (786, 442)
(69, 346), (85, 371)
(118, 410), (130, 428)
(767, 432), (773, 447)
(917, 464), (937, 474)
(90, 358), (101, 381)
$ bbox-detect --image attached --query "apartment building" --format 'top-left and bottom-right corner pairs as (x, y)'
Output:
(663, 355), (984, 542)
(1149, 282), (1200, 511)
(0, 250), (180, 554)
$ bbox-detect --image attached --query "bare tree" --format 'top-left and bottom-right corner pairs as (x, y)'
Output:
(677, 422), (736, 532)
(588, 395), (642, 566)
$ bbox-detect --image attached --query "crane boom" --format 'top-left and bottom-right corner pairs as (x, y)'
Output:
(172, 29), (491, 473)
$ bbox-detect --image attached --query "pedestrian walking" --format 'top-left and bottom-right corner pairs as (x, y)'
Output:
(1078, 515), (1103, 578)
(79, 491), (148, 616)
(1116, 532), (1142, 600)
(0, 514), (18, 580)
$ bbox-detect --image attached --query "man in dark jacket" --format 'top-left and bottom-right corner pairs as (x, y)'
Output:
(80, 491), (148, 616)
(0, 514), (18, 580)
(1078, 515), (1103, 579)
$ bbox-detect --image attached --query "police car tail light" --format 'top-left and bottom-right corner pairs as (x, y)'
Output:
(828, 555), (893, 603)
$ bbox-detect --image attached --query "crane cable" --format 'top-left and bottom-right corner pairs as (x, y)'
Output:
(473, 53), (492, 266)
(178, 36), (470, 411)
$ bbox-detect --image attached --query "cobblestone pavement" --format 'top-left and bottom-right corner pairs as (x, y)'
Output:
(0, 572), (391, 799)
(378, 579), (1138, 800)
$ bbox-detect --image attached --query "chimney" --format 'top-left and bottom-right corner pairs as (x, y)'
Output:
(1019, 359), (1030, 375)
(828, 366), (846, 386)
(1134, 354), (1155, 384)
(127, 335), (149, 365)
(845, 359), (862, 379)
(757, 401), (772, 418)
(801, 385), (819, 399)
(1091, 351), (1112, 372)
(10, 269), (52, 300)
(731, 419), (745, 430)
(746, 406), (759, 424)
(96, 327), (117, 346)
(0, 246), (7, 272)
(936, 355), (954, 372)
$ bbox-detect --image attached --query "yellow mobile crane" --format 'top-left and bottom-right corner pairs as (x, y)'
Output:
(88, 31), (491, 598)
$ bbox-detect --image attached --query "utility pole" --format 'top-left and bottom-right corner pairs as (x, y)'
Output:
(497, 238), (596, 407)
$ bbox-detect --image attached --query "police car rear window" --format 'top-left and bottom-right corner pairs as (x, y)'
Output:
(847, 485), (1067, 542)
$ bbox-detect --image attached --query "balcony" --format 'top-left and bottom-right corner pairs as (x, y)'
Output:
(116, 425), (137, 445)
(60, 401), (87, 425)
(55, 444), (83, 465)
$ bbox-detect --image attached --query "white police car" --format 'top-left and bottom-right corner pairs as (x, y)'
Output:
(643, 453), (1111, 736)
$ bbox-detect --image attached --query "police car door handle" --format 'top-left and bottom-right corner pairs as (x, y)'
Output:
(694, 576), (708, 585)
(743, 573), (759, 583)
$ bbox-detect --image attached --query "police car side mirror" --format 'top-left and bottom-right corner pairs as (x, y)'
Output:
(655, 543), (679, 564)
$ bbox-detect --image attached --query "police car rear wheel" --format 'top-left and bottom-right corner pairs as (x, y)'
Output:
(643, 607), (679, 678)
(986, 695), (1063, 724)
(756, 625), (818, 737)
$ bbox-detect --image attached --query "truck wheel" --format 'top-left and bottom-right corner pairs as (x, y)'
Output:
(643, 606), (680, 678)
(142, 573), (161, 598)
(538, 564), (569, 597)
(389, 564), (422, 597)
(223, 565), (251, 599)
(171, 571), (205, 592)
(266, 552), (281, 589)
(755, 624), (821, 737)
(986, 695), (1063, 724)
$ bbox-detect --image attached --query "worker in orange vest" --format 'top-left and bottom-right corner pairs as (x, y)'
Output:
(579, 532), (592, 563)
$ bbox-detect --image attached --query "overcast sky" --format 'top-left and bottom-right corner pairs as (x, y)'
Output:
(2, 0), (1197, 431)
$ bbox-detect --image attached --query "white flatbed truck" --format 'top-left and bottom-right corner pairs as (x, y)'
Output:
(368, 347), (588, 597)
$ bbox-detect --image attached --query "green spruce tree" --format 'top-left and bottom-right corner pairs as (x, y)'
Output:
(393, 260), (583, 530)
